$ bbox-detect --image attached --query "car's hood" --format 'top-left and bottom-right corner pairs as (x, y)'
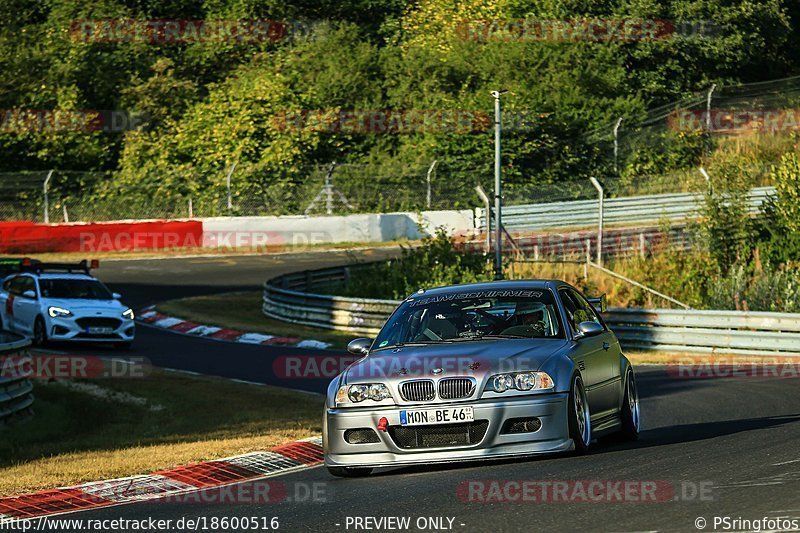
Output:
(343, 339), (569, 383)
(44, 298), (125, 313)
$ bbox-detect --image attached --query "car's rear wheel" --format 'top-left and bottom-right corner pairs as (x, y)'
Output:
(568, 374), (591, 454)
(33, 316), (47, 346)
(326, 466), (373, 478)
(619, 368), (641, 441)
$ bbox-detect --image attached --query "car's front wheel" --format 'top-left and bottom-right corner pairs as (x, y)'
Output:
(568, 374), (591, 454)
(33, 316), (47, 346)
(619, 368), (641, 441)
(326, 466), (373, 478)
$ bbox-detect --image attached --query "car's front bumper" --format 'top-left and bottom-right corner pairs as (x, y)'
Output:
(324, 393), (571, 468)
(47, 316), (135, 343)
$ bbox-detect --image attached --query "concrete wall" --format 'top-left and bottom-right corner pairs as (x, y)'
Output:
(201, 209), (475, 247)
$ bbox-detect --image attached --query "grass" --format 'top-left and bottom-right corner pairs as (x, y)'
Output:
(0, 370), (322, 497)
(156, 291), (356, 349)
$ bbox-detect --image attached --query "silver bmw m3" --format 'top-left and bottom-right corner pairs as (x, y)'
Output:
(323, 280), (640, 477)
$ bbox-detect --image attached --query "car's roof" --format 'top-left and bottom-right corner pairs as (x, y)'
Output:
(407, 279), (570, 299)
(21, 272), (97, 281)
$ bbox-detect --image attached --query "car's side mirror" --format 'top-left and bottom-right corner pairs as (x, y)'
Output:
(112, 293), (122, 299)
(587, 295), (607, 313)
(576, 321), (604, 338)
(21, 290), (36, 299)
(347, 338), (372, 355)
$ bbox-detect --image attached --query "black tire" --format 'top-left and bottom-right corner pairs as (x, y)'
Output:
(619, 368), (641, 441)
(568, 374), (591, 454)
(326, 466), (373, 478)
(33, 316), (47, 346)
(114, 342), (132, 351)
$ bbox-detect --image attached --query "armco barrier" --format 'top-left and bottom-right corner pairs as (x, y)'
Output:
(0, 331), (34, 426)
(264, 265), (800, 356)
(476, 186), (775, 231)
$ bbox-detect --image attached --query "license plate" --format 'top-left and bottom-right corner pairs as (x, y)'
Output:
(400, 407), (474, 426)
(87, 327), (113, 334)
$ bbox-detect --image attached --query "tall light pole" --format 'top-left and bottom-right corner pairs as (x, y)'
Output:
(491, 90), (508, 280)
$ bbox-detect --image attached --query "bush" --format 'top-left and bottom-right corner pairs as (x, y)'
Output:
(706, 263), (800, 313)
(340, 229), (492, 299)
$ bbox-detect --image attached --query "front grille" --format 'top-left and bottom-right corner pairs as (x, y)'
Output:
(76, 317), (121, 329)
(389, 420), (489, 449)
(344, 428), (380, 444)
(438, 378), (475, 400)
(400, 380), (435, 402)
(501, 417), (542, 434)
(75, 332), (122, 339)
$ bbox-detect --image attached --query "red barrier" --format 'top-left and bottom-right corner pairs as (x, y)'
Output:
(0, 220), (203, 253)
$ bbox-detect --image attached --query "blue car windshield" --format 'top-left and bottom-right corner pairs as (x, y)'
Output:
(373, 289), (564, 349)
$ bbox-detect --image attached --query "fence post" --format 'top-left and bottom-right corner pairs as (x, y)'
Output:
(639, 233), (645, 258)
(475, 185), (492, 254)
(426, 160), (437, 209)
(43, 170), (54, 224)
(613, 117), (623, 175)
(589, 177), (604, 266)
(62, 204), (69, 223)
(584, 239), (590, 279)
(225, 162), (237, 211)
(188, 198), (193, 218)
(705, 84), (716, 156)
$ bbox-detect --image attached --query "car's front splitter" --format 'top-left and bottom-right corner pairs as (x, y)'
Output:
(324, 393), (571, 468)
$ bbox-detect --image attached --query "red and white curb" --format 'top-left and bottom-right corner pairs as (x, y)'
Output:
(137, 306), (331, 349)
(0, 437), (323, 521)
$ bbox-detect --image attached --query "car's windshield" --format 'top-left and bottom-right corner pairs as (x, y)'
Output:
(373, 289), (563, 350)
(39, 278), (113, 300)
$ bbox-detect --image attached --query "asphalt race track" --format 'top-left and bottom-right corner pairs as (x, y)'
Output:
(84, 248), (398, 394)
(38, 250), (800, 532)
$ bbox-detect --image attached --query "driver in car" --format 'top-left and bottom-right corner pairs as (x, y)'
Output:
(501, 301), (548, 337)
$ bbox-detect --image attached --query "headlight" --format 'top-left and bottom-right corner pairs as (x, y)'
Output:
(487, 371), (554, 393)
(122, 308), (135, 320)
(335, 383), (392, 405)
(48, 306), (73, 318)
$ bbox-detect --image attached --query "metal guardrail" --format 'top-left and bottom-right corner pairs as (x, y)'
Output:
(264, 264), (800, 356)
(475, 186), (775, 231)
(263, 265), (398, 335)
(605, 308), (800, 357)
(0, 331), (34, 427)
